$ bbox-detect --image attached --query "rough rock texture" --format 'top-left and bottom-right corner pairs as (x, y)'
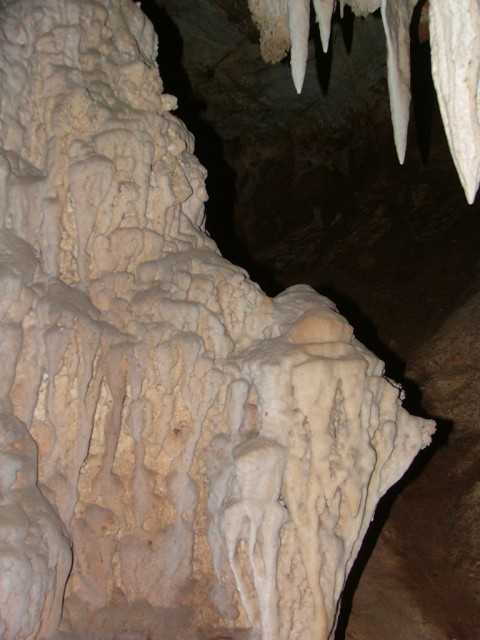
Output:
(247, 0), (289, 64)
(0, 1), (434, 639)
(207, 289), (434, 639)
(0, 413), (71, 640)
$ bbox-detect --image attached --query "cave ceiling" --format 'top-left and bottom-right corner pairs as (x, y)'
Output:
(150, 0), (390, 139)
(147, 0), (480, 361)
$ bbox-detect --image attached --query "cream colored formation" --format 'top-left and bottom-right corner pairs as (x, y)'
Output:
(249, 0), (480, 204)
(0, 1), (435, 639)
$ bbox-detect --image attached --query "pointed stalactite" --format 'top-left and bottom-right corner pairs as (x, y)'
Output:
(288, 0), (310, 93)
(313, 0), (336, 53)
(380, 0), (416, 165)
(247, 0), (479, 205)
(429, 0), (480, 204)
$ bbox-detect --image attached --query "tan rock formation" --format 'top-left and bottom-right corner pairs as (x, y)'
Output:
(0, 414), (71, 640)
(0, 1), (434, 639)
(247, 0), (289, 64)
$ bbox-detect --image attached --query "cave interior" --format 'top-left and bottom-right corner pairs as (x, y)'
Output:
(141, 1), (480, 637)
(0, 0), (479, 638)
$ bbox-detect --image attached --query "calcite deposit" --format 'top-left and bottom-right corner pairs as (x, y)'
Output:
(252, 0), (480, 204)
(0, 1), (434, 639)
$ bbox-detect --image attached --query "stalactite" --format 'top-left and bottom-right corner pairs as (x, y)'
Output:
(380, 0), (417, 165)
(287, 0), (310, 93)
(429, 0), (480, 204)
(269, 0), (480, 203)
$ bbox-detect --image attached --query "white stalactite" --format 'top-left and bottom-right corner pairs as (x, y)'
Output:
(380, 0), (417, 165)
(247, 0), (290, 64)
(252, 0), (480, 203)
(429, 0), (480, 204)
(288, 0), (310, 93)
(313, 0), (336, 53)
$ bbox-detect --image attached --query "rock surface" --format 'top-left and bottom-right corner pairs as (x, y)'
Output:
(0, 1), (434, 638)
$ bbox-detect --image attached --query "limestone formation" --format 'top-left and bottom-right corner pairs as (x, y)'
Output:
(0, 414), (71, 639)
(381, 0), (417, 165)
(429, 0), (480, 204)
(207, 288), (434, 639)
(287, 0), (310, 94)
(254, 0), (480, 204)
(0, 1), (434, 639)
(247, 0), (289, 64)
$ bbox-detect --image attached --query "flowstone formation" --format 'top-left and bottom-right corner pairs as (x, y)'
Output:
(0, 1), (434, 639)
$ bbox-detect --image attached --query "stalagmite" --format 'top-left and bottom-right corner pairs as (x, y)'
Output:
(313, 0), (336, 54)
(0, 0), (435, 639)
(429, 0), (480, 204)
(288, 0), (310, 93)
(380, 0), (417, 164)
